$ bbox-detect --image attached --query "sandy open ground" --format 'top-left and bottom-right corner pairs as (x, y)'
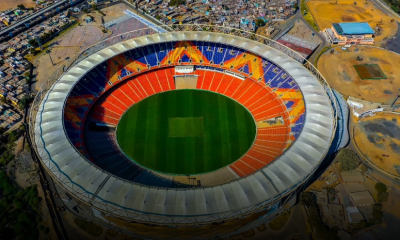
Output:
(101, 3), (129, 22)
(0, 0), (36, 11)
(307, 0), (398, 44)
(354, 112), (400, 177)
(286, 20), (321, 45)
(317, 46), (400, 104)
(35, 25), (104, 90)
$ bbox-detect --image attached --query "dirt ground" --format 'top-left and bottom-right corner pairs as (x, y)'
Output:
(307, 166), (338, 191)
(307, 0), (398, 45)
(9, 141), (58, 240)
(0, 0), (36, 11)
(286, 19), (322, 45)
(381, 22), (400, 54)
(101, 3), (129, 22)
(33, 3), (149, 91)
(317, 46), (400, 104)
(354, 112), (400, 177)
(34, 24), (104, 90)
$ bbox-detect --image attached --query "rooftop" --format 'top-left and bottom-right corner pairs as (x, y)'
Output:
(349, 191), (375, 206)
(333, 22), (375, 35)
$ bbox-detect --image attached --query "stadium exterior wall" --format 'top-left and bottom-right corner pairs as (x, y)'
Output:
(29, 25), (337, 226)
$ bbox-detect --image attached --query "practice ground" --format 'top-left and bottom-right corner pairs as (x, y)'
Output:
(307, 0), (398, 44)
(317, 46), (400, 104)
(117, 90), (256, 175)
(34, 4), (149, 91)
(34, 25), (104, 90)
(0, 0), (35, 11)
(286, 19), (322, 46)
(354, 112), (400, 177)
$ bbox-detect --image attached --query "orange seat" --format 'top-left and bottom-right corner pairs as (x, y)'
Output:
(145, 71), (163, 93)
(209, 72), (225, 92)
(157, 70), (172, 91)
(215, 75), (233, 94)
(240, 155), (266, 170)
(136, 75), (156, 96)
(224, 78), (244, 97)
(128, 80), (147, 99)
(230, 161), (255, 177)
(200, 71), (214, 90)
(119, 81), (142, 103)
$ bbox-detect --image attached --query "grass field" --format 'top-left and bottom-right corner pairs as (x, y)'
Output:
(169, 117), (204, 137)
(117, 90), (256, 175)
(354, 64), (387, 80)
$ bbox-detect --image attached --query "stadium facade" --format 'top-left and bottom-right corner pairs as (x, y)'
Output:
(29, 25), (338, 238)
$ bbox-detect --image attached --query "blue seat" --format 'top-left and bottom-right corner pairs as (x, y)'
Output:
(127, 48), (147, 65)
(263, 64), (279, 84)
(222, 45), (241, 62)
(242, 64), (250, 75)
(154, 42), (169, 63)
(213, 43), (227, 65)
(200, 42), (215, 62)
(141, 45), (158, 67)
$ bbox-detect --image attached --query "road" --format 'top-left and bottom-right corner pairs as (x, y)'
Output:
(371, 0), (400, 22)
(0, 0), (72, 37)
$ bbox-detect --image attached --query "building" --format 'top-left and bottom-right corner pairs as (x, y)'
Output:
(349, 191), (375, 206)
(340, 171), (364, 183)
(265, 26), (275, 35)
(324, 22), (374, 45)
(29, 28), (340, 239)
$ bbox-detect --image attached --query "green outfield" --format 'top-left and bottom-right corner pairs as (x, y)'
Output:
(116, 90), (256, 175)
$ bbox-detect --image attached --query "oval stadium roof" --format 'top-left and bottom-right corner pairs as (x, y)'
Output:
(34, 31), (335, 225)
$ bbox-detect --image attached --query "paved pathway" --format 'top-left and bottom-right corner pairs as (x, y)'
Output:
(371, 0), (400, 22)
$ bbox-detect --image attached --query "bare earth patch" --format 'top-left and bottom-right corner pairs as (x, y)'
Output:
(35, 25), (104, 90)
(307, 0), (398, 45)
(317, 46), (400, 104)
(0, 0), (35, 11)
(354, 112), (400, 177)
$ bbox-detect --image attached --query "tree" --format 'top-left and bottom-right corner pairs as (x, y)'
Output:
(17, 4), (26, 10)
(373, 203), (382, 212)
(375, 183), (387, 193)
(326, 187), (337, 195)
(372, 209), (383, 219)
(378, 192), (388, 203)
(293, 3), (299, 9)
(18, 95), (33, 110)
(169, 0), (186, 6)
(359, 164), (367, 172)
(29, 48), (40, 56)
(300, 192), (316, 206)
(28, 39), (38, 47)
(0, 152), (15, 166)
(0, 96), (7, 104)
(337, 148), (361, 171)
(255, 19), (265, 27)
